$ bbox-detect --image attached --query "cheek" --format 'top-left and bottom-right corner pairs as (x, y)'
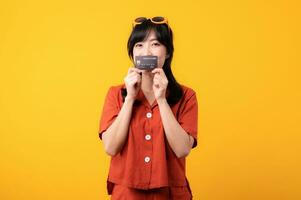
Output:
(133, 46), (142, 54)
(133, 49), (137, 56)
(132, 49), (140, 61)
(153, 50), (166, 67)
(157, 57), (166, 68)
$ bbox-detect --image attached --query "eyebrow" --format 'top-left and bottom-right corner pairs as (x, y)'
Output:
(139, 38), (159, 43)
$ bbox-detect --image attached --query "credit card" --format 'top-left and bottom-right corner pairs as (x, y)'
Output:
(135, 56), (158, 71)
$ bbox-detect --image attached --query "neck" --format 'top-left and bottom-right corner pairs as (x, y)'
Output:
(141, 71), (154, 93)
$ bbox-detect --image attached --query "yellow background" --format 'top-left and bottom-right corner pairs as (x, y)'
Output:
(0, 0), (300, 199)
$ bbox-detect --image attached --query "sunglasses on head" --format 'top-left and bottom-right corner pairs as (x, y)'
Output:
(132, 16), (169, 28)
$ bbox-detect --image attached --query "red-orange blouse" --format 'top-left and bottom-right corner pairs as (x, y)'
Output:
(98, 84), (198, 194)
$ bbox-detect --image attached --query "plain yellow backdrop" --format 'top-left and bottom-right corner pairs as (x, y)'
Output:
(0, 0), (300, 199)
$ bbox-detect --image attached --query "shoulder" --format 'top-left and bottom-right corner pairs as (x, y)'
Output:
(104, 84), (125, 101)
(179, 84), (197, 99)
(107, 83), (125, 93)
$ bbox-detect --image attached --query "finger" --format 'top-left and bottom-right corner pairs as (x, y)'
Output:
(151, 68), (163, 74)
(128, 67), (136, 74)
(127, 72), (140, 79)
(132, 67), (144, 74)
(153, 77), (162, 87)
(125, 75), (134, 84)
(154, 75), (167, 87)
(128, 73), (141, 81)
(154, 70), (168, 82)
(153, 75), (160, 83)
(130, 74), (142, 83)
(153, 74), (163, 83)
(127, 74), (142, 84)
(154, 79), (163, 88)
(152, 69), (167, 80)
(153, 82), (160, 89)
(128, 77), (140, 86)
(128, 67), (142, 75)
(153, 72), (161, 78)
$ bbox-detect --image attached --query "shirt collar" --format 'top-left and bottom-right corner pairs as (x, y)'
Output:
(122, 84), (170, 109)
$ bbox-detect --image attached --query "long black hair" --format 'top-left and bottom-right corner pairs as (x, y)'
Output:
(122, 19), (183, 105)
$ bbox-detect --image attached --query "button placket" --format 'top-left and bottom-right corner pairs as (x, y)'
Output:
(146, 112), (152, 118)
(143, 108), (152, 181)
(144, 156), (151, 163)
(145, 134), (151, 140)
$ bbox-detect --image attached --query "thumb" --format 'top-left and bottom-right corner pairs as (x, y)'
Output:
(136, 74), (142, 89)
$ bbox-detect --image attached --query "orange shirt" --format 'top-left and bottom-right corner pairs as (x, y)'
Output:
(98, 84), (198, 194)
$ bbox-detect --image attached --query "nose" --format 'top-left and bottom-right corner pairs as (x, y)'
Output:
(143, 44), (152, 56)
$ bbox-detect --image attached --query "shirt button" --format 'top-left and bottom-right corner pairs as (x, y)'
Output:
(145, 134), (151, 140)
(144, 156), (151, 163)
(146, 112), (152, 118)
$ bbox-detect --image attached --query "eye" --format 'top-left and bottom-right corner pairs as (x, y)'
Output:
(152, 42), (161, 46)
(135, 43), (143, 47)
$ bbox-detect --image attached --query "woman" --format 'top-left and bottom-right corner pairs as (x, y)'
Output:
(98, 16), (198, 200)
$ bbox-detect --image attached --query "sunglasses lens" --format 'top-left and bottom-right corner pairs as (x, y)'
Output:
(152, 16), (165, 22)
(135, 17), (147, 23)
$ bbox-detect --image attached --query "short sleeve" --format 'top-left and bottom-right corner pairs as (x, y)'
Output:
(98, 86), (120, 140)
(178, 90), (198, 148)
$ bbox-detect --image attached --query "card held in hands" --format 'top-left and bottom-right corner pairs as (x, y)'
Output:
(135, 56), (158, 71)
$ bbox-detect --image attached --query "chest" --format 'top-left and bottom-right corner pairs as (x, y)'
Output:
(143, 92), (156, 107)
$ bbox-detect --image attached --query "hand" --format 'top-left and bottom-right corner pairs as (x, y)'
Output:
(152, 68), (168, 101)
(124, 67), (143, 100)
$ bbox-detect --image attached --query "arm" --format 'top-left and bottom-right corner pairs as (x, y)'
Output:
(157, 98), (194, 158)
(152, 68), (197, 158)
(101, 67), (142, 156)
(102, 96), (135, 156)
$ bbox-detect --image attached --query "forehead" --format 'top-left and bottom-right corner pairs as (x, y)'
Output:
(143, 30), (158, 41)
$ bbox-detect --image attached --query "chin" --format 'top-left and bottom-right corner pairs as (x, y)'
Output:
(143, 70), (153, 74)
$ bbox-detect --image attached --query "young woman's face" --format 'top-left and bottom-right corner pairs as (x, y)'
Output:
(133, 29), (168, 69)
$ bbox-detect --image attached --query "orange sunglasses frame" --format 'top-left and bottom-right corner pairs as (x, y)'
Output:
(132, 16), (169, 28)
